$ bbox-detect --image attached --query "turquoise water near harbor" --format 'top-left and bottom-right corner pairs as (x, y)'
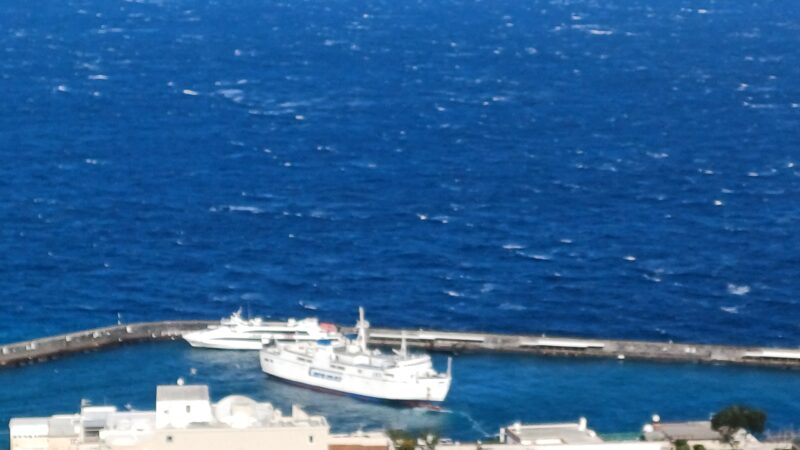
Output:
(1, 343), (799, 447)
(1, 0), (800, 445)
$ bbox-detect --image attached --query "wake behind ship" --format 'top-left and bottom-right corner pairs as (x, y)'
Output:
(260, 308), (452, 403)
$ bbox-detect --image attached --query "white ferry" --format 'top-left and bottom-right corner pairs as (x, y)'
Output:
(183, 310), (340, 350)
(260, 308), (452, 404)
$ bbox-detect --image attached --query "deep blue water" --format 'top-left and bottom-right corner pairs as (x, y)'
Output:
(1, 0), (800, 446)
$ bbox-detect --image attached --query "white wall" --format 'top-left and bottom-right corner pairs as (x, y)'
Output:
(155, 399), (214, 429)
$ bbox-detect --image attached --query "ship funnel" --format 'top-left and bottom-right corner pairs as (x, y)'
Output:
(400, 330), (408, 357)
(356, 307), (369, 352)
(447, 357), (453, 377)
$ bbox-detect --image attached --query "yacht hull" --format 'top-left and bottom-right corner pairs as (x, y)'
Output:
(183, 333), (263, 350)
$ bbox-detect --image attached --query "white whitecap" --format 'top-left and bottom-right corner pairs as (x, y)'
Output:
(720, 306), (739, 314)
(727, 284), (750, 296)
(499, 303), (526, 311)
(502, 243), (524, 250)
(217, 88), (244, 102)
(623, 255), (637, 261)
(299, 300), (318, 311)
(182, 89), (199, 96)
(444, 290), (462, 298)
(217, 205), (264, 214)
(480, 283), (495, 293)
(643, 273), (662, 283)
(518, 252), (552, 261)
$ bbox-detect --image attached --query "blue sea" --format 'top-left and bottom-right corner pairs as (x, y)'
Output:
(1, 0), (799, 446)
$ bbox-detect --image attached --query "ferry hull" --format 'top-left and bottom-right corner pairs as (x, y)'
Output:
(260, 351), (450, 402)
(266, 374), (443, 408)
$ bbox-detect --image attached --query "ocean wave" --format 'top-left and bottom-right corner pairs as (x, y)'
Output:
(498, 302), (526, 311)
(516, 252), (552, 261)
(727, 284), (751, 296)
(209, 205), (265, 214)
(720, 306), (740, 314)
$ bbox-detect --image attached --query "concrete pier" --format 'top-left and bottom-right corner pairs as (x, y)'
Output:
(0, 321), (213, 367)
(2, 321), (800, 369)
(362, 328), (800, 369)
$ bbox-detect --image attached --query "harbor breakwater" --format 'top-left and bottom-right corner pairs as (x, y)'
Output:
(0, 321), (213, 367)
(2, 321), (800, 369)
(363, 328), (800, 369)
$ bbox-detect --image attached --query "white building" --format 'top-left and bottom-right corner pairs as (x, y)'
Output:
(476, 418), (669, 450)
(641, 415), (790, 450)
(9, 384), (329, 450)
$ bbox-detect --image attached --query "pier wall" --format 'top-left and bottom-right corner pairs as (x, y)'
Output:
(2, 321), (799, 369)
(361, 328), (800, 369)
(0, 321), (213, 367)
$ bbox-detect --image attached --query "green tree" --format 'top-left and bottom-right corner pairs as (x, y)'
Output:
(711, 405), (767, 443)
(387, 430), (417, 450)
(421, 431), (440, 450)
(386, 429), (441, 450)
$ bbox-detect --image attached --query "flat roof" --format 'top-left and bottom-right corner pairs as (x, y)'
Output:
(157, 385), (210, 402)
(49, 416), (79, 437)
(506, 422), (603, 445)
(645, 421), (720, 441)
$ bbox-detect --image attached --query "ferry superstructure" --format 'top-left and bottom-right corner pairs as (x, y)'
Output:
(183, 310), (340, 350)
(260, 308), (452, 403)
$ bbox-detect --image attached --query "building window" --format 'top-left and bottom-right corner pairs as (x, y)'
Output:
(309, 435), (314, 443)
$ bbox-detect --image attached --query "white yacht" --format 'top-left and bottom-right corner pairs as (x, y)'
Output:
(183, 310), (340, 350)
(260, 308), (452, 404)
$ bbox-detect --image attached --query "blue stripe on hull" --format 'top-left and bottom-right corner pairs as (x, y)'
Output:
(264, 373), (440, 409)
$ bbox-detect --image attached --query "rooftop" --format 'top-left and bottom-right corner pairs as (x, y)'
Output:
(643, 420), (721, 442)
(156, 384), (210, 402)
(503, 419), (604, 445)
(10, 384), (329, 447)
